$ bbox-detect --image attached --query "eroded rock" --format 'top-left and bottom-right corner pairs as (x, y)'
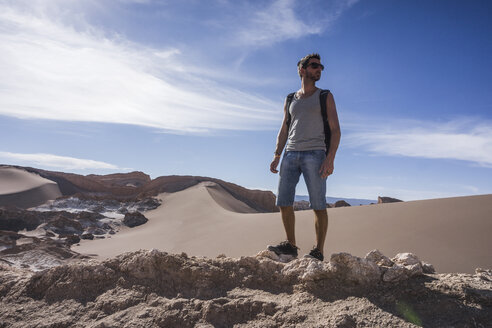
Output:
(1, 249), (490, 328)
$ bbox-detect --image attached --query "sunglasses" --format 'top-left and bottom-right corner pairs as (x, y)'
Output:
(305, 62), (324, 70)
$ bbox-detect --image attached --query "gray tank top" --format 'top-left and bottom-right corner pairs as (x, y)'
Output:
(285, 88), (326, 152)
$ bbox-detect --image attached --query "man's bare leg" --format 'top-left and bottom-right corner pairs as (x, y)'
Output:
(280, 206), (296, 246)
(313, 209), (328, 254)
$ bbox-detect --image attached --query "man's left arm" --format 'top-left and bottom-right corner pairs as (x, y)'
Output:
(319, 92), (341, 178)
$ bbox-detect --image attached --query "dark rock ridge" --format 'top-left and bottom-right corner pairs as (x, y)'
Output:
(1, 207), (109, 237)
(12, 166), (278, 213)
(0, 250), (490, 327)
(1, 196), (157, 240)
(378, 196), (403, 204)
(0, 230), (86, 271)
(334, 200), (351, 207)
(34, 196), (161, 214)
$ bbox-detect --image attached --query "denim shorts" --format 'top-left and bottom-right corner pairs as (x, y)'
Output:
(276, 150), (327, 210)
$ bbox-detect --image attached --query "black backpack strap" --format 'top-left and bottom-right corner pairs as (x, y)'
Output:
(319, 89), (331, 155)
(285, 92), (295, 127)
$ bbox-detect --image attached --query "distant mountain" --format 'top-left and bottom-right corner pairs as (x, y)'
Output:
(295, 195), (376, 206)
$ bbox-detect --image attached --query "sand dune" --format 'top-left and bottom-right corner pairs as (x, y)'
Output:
(74, 182), (492, 273)
(0, 167), (61, 208)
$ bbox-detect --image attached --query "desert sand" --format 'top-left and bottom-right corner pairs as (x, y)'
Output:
(74, 181), (492, 274)
(2, 168), (492, 327)
(0, 166), (61, 208)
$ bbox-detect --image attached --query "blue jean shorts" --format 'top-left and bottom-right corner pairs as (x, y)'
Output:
(276, 150), (327, 210)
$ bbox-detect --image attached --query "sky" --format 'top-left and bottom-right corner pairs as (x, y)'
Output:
(1, 0), (491, 201)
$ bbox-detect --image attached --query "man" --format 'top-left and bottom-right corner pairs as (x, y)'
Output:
(268, 53), (341, 261)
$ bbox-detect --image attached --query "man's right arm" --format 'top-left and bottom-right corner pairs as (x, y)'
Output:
(270, 98), (289, 174)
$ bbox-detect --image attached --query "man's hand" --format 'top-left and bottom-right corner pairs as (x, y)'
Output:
(319, 158), (334, 178)
(270, 156), (281, 173)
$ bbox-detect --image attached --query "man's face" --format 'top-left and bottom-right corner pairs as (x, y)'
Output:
(303, 58), (322, 82)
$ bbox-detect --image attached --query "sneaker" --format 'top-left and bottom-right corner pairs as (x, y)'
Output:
(304, 247), (324, 261)
(267, 241), (299, 257)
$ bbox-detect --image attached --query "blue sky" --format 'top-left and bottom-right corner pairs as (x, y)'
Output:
(1, 0), (491, 201)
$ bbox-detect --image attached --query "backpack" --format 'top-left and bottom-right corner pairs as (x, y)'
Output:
(285, 89), (331, 155)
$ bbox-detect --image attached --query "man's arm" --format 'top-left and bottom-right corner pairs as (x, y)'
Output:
(270, 98), (289, 174)
(319, 92), (341, 178)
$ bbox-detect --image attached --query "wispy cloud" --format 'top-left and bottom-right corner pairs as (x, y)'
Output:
(344, 118), (492, 168)
(0, 151), (121, 170)
(0, 2), (279, 134)
(235, 0), (358, 46)
(236, 0), (321, 46)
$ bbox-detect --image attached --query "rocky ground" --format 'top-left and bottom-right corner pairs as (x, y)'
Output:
(1, 249), (491, 327)
(0, 197), (160, 271)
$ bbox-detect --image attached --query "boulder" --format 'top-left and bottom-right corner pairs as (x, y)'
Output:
(382, 264), (409, 282)
(123, 212), (148, 228)
(80, 232), (94, 240)
(365, 249), (393, 267)
(329, 252), (381, 285)
(334, 200), (351, 207)
(382, 253), (426, 282)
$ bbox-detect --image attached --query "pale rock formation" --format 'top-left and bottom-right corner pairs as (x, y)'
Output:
(1, 249), (491, 327)
(330, 252), (381, 284)
(365, 249), (393, 267)
(381, 253), (425, 282)
(258, 249), (429, 285)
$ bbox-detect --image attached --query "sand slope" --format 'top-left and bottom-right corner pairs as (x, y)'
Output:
(0, 167), (61, 208)
(74, 182), (492, 273)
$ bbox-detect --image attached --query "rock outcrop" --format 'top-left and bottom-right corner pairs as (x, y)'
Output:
(334, 200), (351, 207)
(14, 166), (278, 213)
(0, 249), (490, 327)
(0, 230), (86, 271)
(378, 196), (403, 203)
(0, 206), (46, 231)
(0, 207), (110, 236)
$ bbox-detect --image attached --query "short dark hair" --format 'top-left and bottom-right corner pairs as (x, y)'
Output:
(297, 53), (321, 78)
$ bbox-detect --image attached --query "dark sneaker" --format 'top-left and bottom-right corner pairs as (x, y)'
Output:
(267, 241), (299, 257)
(304, 247), (324, 261)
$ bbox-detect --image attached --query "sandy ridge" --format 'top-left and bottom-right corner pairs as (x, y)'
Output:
(74, 182), (492, 274)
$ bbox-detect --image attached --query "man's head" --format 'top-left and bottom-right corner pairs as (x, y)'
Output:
(297, 53), (324, 81)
